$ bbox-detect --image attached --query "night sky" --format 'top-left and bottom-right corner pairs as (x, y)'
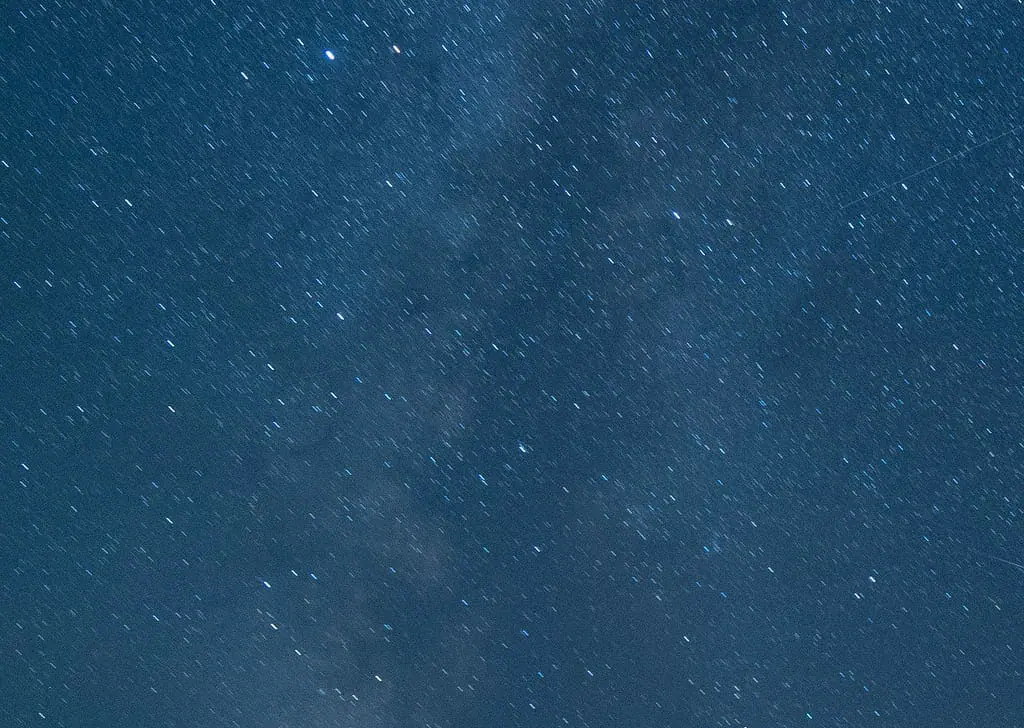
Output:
(3, 1), (1024, 726)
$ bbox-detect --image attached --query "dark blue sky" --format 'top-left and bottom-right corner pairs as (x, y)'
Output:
(3, 1), (1024, 726)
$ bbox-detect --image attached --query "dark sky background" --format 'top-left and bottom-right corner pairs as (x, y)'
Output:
(3, 1), (1024, 726)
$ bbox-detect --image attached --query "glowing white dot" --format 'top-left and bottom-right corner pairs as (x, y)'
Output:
(324, 49), (335, 61)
